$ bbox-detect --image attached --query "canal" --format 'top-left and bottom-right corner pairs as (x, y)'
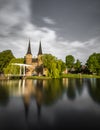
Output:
(0, 78), (100, 129)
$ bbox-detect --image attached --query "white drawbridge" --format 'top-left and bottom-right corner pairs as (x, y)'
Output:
(11, 63), (32, 76)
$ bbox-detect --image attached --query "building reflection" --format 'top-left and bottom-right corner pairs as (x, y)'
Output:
(22, 79), (32, 119)
(62, 78), (68, 88)
(35, 80), (43, 120)
(22, 79), (43, 120)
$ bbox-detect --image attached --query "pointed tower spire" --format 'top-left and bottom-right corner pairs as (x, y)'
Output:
(38, 41), (42, 55)
(26, 40), (32, 55)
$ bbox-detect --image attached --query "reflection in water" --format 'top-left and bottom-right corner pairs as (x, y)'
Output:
(35, 80), (43, 120)
(66, 78), (83, 100)
(22, 80), (33, 119)
(0, 82), (9, 106)
(43, 79), (66, 105)
(0, 78), (100, 129)
(76, 78), (83, 95)
(67, 79), (76, 100)
(0, 78), (100, 105)
(87, 78), (100, 104)
(22, 79), (43, 120)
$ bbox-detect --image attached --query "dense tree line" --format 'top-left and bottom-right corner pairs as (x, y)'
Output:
(65, 53), (100, 75)
(0, 49), (100, 77)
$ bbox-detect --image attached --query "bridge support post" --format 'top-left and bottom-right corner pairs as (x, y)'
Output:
(23, 66), (25, 76)
(20, 65), (22, 76)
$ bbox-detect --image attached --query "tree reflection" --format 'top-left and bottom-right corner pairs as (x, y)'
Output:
(66, 78), (83, 100)
(87, 79), (100, 104)
(0, 82), (9, 106)
(66, 79), (76, 100)
(75, 78), (83, 95)
(43, 79), (66, 105)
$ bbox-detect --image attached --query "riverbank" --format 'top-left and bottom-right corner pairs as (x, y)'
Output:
(26, 76), (51, 80)
(0, 74), (100, 80)
(61, 74), (100, 78)
(0, 76), (7, 80)
(26, 74), (100, 79)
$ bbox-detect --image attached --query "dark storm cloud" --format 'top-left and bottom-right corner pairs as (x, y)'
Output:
(31, 0), (100, 42)
(0, 0), (99, 63)
(0, 0), (30, 38)
(0, 0), (8, 9)
(0, 0), (31, 57)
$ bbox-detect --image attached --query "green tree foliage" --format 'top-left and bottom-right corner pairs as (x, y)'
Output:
(86, 53), (100, 75)
(74, 59), (82, 73)
(65, 55), (75, 69)
(4, 58), (24, 75)
(42, 54), (66, 78)
(0, 50), (14, 73)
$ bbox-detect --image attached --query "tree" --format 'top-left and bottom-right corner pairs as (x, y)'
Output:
(74, 59), (82, 73)
(65, 55), (75, 70)
(57, 59), (66, 75)
(4, 58), (24, 75)
(0, 50), (14, 74)
(42, 54), (66, 78)
(86, 53), (100, 75)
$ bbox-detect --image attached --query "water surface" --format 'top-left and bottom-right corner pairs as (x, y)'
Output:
(0, 78), (100, 129)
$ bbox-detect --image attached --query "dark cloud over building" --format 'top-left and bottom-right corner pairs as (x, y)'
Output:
(0, 0), (100, 63)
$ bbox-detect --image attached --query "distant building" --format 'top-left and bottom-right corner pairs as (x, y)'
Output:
(25, 40), (44, 76)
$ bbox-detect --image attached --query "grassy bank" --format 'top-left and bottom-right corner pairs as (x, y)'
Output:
(26, 76), (51, 80)
(26, 74), (100, 79)
(0, 74), (100, 80)
(61, 74), (100, 78)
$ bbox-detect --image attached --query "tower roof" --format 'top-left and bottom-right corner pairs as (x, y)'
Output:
(26, 40), (32, 55)
(38, 41), (42, 55)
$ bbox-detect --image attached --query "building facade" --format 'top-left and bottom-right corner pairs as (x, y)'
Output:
(25, 40), (43, 76)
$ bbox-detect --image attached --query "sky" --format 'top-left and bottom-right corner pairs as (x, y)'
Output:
(0, 0), (100, 64)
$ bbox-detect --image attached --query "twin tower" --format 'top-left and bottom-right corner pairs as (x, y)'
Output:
(25, 40), (43, 76)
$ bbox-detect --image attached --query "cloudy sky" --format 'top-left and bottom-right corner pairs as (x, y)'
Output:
(0, 0), (100, 64)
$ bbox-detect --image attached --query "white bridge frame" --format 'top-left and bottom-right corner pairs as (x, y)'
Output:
(11, 63), (32, 76)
